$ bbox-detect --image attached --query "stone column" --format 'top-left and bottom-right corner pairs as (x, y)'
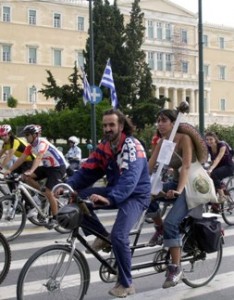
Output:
(172, 88), (177, 108)
(164, 87), (169, 108)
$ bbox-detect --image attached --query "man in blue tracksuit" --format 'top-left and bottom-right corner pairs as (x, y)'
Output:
(66, 108), (151, 298)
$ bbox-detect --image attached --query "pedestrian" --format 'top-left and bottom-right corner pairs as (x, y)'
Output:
(65, 108), (151, 297)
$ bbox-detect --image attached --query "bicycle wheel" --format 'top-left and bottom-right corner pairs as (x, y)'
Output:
(17, 244), (90, 300)
(0, 195), (26, 241)
(222, 187), (234, 225)
(181, 230), (222, 287)
(0, 232), (11, 284)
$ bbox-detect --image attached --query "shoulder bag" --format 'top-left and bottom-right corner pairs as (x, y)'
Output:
(185, 160), (218, 209)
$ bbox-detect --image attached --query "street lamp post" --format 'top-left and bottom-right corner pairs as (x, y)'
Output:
(87, 0), (97, 149)
(198, 0), (204, 136)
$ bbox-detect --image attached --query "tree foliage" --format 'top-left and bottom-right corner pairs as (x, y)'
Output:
(39, 64), (84, 111)
(7, 96), (18, 108)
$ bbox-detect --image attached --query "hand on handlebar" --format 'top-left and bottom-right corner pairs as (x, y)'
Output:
(89, 194), (110, 207)
(165, 190), (180, 199)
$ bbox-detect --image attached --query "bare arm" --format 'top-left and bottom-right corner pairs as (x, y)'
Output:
(208, 145), (226, 173)
(176, 134), (193, 194)
(1, 149), (16, 169)
(24, 153), (43, 175)
(148, 140), (162, 174)
(8, 153), (28, 173)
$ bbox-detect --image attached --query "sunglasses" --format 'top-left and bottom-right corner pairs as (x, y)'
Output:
(25, 133), (31, 137)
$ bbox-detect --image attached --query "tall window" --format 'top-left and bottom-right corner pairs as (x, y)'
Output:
(181, 61), (188, 73)
(2, 45), (11, 62)
(157, 52), (163, 71)
(148, 20), (154, 39)
(181, 29), (188, 44)
(203, 34), (208, 47)
(53, 49), (62, 66)
(76, 51), (84, 68)
(203, 64), (209, 78)
(147, 52), (154, 69)
(219, 37), (225, 49)
(157, 22), (162, 40)
(3, 6), (11, 22)
(78, 16), (84, 31)
(220, 98), (226, 111)
(28, 9), (36, 25)
(3, 86), (10, 102)
(165, 24), (171, 41)
(219, 66), (226, 80)
(54, 13), (61, 28)
(29, 86), (37, 103)
(28, 47), (37, 64)
(165, 54), (172, 71)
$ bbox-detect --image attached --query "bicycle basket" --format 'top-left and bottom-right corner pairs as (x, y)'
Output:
(57, 203), (83, 230)
(193, 217), (222, 253)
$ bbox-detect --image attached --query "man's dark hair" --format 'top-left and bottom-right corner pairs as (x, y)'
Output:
(103, 109), (134, 136)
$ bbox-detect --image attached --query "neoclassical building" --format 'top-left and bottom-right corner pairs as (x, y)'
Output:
(1, 0), (234, 126)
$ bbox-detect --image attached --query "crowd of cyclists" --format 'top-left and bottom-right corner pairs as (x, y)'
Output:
(0, 107), (233, 298)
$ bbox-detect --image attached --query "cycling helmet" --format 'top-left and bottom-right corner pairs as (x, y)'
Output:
(57, 203), (83, 230)
(23, 124), (41, 135)
(0, 125), (12, 136)
(68, 136), (79, 146)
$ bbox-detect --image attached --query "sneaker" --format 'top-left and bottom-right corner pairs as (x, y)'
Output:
(44, 218), (58, 230)
(27, 208), (37, 218)
(148, 230), (163, 246)
(162, 264), (182, 289)
(108, 283), (135, 298)
(85, 237), (110, 254)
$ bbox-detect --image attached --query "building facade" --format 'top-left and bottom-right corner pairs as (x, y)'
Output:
(1, 0), (234, 126)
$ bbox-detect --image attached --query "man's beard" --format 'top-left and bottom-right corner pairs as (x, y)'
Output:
(104, 131), (119, 142)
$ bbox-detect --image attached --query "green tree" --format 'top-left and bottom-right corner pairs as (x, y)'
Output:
(123, 0), (167, 129)
(39, 64), (83, 111)
(7, 96), (18, 108)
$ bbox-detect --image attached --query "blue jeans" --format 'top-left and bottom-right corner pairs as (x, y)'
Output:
(161, 181), (188, 248)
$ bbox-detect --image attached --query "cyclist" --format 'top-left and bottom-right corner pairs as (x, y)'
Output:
(65, 109), (151, 298)
(6, 124), (67, 229)
(148, 109), (207, 289)
(205, 131), (234, 206)
(0, 124), (34, 172)
(65, 136), (82, 171)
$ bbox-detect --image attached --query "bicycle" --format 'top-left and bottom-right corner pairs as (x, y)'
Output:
(204, 176), (234, 226)
(0, 174), (70, 241)
(0, 231), (11, 284)
(16, 183), (223, 300)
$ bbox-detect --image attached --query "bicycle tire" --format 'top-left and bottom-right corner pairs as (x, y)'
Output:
(17, 244), (90, 300)
(0, 232), (11, 284)
(181, 230), (222, 287)
(222, 187), (234, 226)
(0, 195), (26, 241)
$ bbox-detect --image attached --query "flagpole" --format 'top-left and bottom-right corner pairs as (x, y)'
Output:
(88, 0), (96, 149)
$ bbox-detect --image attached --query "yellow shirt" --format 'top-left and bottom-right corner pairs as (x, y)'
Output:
(3, 137), (35, 161)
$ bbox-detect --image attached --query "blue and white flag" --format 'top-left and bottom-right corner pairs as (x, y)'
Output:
(99, 59), (118, 108)
(82, 70), (91, 105)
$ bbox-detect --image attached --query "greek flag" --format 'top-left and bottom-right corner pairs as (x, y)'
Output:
(82, 70), (91, 105)
(99, 59), (118, 108)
